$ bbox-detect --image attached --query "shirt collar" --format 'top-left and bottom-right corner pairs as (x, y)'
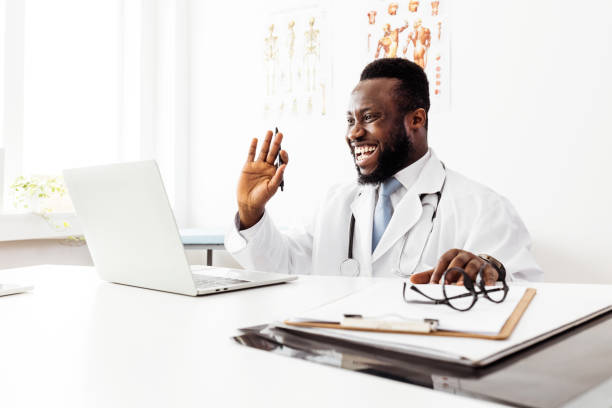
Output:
(392, 149), (431, 192)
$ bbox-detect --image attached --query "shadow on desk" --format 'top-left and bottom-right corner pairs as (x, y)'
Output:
(235, 311), (612, 408)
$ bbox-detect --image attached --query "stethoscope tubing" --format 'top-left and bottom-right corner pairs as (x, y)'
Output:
(341, 165), (446, 277)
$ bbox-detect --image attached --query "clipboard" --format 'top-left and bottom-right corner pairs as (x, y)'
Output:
(285, 288), (536, 340)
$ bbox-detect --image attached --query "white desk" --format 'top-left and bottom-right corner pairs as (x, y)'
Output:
(0, 265), (498, 408)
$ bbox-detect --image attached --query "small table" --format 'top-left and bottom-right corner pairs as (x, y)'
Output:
(180, 228), (225, 266)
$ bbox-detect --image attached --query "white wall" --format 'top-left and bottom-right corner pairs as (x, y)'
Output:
(0, 239), (92, 269)
(431, 0), (612, 284)
(188, 0), (612, 284)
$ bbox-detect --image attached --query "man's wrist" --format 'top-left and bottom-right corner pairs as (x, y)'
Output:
(238, 206), (264, 230)
(478, 254), (506, 281)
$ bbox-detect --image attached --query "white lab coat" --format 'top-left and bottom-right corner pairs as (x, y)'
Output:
(225, 151), (543, 281)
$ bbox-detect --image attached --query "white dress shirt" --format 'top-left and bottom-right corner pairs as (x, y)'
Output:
(377, 149), (431, 214)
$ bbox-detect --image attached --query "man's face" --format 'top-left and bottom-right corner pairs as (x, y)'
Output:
(346, 78), (414, 184)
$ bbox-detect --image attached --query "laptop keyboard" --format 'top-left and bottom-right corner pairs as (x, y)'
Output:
(192, 274), (250, 289)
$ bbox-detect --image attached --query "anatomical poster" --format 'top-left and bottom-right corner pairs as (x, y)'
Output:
(364, 0), (450, 110)
(262, 7), (330, 119)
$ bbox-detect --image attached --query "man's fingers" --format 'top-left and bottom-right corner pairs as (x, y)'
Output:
(257, 130), (274, 162)
(410, 270), (433, 284)
(279, 150), (289, 165)
(443, 252), (472, 283)
(266, 132), (284, 164)
(457, 258), (482, 286)
(482, 264), (499, 286)
(430, 249), (459, 283)
(447, 252), (471, 271)
(268, 164), (287, 191)
(443, 267), (462, 284)
(246, 138), (258, 162)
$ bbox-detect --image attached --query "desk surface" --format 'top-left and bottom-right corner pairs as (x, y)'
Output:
(0, 266), (497, 408)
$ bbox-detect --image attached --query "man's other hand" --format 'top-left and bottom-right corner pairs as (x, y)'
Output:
(409, 249), (499, 286)
(237, 130), (288, 229)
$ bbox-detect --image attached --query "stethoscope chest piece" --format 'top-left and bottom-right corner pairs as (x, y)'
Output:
(340, 258), (360, 277)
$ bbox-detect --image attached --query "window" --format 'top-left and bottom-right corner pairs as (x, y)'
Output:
(0, 0), (189, 223)
(22, 0), (121, 175)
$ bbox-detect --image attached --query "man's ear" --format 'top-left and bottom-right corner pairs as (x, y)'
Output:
(403, 108), (427, 131)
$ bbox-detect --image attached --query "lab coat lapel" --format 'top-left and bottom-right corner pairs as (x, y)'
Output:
(371, 153), (446, 263)
(349, 184), (376, 274)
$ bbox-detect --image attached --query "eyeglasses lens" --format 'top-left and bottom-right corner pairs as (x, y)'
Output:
(478, 268), (506, 303)
(442, 269), (476, 311)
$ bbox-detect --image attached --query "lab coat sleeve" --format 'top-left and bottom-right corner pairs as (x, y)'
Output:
(462, 196), (543, 282)
(224, 210), (314, 275)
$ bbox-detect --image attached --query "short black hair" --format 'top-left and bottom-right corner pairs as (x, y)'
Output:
(360, 58), (430, 116)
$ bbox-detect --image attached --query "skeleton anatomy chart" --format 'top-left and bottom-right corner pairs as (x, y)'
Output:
(263, 8), (329, 119)
(365, 0), (449, 110)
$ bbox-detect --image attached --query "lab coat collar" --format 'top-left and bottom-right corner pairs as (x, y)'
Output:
(349, 184), (376, 275)
(371, 149), (446, 262)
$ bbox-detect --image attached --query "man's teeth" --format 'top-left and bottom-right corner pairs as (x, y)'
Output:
(355, 145), (376, 155)
(355, 145), (377, 162)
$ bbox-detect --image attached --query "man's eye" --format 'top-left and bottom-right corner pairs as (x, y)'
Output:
(364, 114), (374, 121)
(347, 118), (355, 125)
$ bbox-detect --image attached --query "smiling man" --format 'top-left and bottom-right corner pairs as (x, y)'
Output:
(225, 58), (542, 284)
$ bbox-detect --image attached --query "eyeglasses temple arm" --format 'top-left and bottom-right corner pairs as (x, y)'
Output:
(409, 285), (445, 302)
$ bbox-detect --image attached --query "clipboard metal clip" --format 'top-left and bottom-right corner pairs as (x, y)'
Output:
(341, 314), (439, 333)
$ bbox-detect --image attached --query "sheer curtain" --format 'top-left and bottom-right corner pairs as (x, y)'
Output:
(0, 0), (191, 225)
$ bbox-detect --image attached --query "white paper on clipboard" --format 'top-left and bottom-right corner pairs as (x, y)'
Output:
(280, 282), (612, 366)
(287, 281), (526, 335)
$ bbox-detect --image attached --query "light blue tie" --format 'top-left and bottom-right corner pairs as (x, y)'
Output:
(372, 177), (402, 252)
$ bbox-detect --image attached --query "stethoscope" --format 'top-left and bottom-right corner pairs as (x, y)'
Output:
(339, 165), (446, 277)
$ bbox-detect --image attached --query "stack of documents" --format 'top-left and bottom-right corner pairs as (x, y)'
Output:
(275, 281), (612, 366)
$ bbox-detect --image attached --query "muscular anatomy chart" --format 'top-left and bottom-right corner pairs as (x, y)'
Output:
(364, 0), (449, 110)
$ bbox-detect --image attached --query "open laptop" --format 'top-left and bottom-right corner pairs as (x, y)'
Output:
(63, 160), (297, 296)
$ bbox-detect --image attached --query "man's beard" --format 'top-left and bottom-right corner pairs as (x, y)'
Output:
(354, 124), (414, 185)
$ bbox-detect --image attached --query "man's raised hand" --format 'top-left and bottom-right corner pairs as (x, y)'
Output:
(237, 130), (288, 229)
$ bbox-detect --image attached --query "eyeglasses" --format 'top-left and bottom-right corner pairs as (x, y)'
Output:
(402, 263), (509, 311)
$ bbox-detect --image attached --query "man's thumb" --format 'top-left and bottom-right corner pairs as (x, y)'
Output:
(409, 269), (433, 284)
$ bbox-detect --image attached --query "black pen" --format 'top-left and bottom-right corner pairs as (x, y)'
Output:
(274, 127), (285, 191)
